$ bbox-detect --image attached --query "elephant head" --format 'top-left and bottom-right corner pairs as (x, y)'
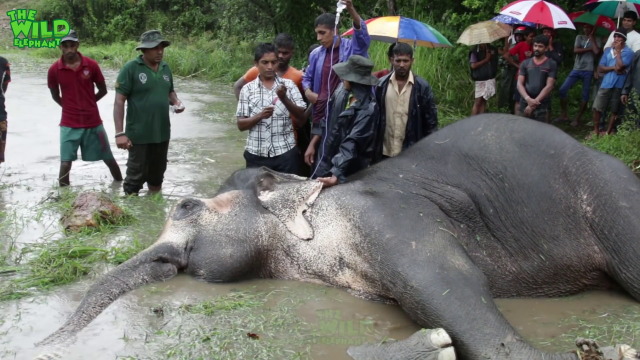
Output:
(37, 167), (323, 349)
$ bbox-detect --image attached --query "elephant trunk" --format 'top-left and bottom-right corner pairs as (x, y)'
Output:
(36, 242), (184, 348)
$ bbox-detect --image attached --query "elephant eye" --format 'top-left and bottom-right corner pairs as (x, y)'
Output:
(172, 199), (203, 221)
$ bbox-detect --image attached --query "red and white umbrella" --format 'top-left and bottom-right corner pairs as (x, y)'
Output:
(500, 0), (576, 30)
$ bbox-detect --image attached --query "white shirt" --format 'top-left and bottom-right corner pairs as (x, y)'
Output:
(604, 30), (640, 52)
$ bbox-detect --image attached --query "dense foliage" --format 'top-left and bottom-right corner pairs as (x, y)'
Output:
(31, 0), (640, 168)
(36, 0), (590, 51)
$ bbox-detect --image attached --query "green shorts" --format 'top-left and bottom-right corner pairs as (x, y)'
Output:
(60, 124), (115, 162)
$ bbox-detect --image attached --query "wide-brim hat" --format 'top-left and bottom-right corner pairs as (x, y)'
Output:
(333, 55), (378, 86)
(136, 30), (171, 50)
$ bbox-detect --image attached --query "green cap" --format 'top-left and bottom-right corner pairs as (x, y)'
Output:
(332, 55), (378, 86)
(135, 30), (171, 51)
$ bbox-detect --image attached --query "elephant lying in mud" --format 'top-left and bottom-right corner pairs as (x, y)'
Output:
(37, 113), (640, 360)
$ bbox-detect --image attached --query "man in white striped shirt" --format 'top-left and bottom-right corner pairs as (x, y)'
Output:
(236, 43), (307, 174)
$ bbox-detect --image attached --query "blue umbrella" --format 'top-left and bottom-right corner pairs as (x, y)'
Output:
(492, 14), (537, 28)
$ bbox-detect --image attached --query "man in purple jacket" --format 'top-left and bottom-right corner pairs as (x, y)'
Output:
(302, 0), (371, 170)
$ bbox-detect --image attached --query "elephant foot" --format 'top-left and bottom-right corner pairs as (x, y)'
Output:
(576, 337), (639, 360)
(347, 328), (455, 360)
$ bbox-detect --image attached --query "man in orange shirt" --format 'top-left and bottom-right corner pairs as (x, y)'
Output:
(234, 33), (311, 176)
(234, 33), (303, 99)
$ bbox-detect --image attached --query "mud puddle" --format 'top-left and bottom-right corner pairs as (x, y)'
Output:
(0, 54), (638, 360)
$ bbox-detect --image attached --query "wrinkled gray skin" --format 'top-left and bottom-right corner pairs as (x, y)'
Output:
(37, 114), (640, 360)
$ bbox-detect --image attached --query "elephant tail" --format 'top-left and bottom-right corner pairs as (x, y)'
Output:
(35, 242), (183, 349)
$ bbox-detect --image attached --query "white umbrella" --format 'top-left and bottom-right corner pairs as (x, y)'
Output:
(500, 0), (576, 30)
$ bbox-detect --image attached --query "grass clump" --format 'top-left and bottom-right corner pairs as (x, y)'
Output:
(535, 306), (640, 351)
(134, 287), (331, 360)
(0, 222), (148, 301)
(179, 290), (267, 315)
(583, 91), (640, 171)
(0, 189), (160, 301)
(584, 120), (640, 170)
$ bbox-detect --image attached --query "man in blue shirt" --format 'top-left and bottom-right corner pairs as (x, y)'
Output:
(591, 28), (634, 137)
(302, 0), (371, 170)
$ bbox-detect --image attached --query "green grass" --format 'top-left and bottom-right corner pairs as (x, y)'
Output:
(135, 287), (330, 360)
(27, 36), (263, 84)
(0, 188), (167, 301)
(533, 306), (640, 351)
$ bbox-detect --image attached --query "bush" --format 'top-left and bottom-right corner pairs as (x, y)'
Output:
(584, 90), (640, 170)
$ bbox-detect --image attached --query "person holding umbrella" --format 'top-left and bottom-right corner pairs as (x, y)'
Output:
(470, 43), (499, 115)
(556, 24), (602, 127)
(604, 11), (640, 52)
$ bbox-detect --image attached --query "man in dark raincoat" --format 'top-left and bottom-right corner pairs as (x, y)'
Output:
(373, 42), (438, 163)
(312, 55), (379, 188)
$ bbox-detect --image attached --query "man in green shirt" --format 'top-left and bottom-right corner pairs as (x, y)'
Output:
(113, 30), (185, 196)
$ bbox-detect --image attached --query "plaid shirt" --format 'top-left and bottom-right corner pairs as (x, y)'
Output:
(236, 75), (306, 157)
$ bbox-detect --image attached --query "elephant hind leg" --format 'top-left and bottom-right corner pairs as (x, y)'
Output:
(348, 328), (456, 360)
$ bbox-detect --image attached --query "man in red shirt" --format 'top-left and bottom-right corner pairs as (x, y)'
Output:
(502, 28), (535, 114)
(47, 30), (122, 187)
(373, 43), (395, 79)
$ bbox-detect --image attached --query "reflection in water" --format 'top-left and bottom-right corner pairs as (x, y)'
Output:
(0, 60), (638, 360)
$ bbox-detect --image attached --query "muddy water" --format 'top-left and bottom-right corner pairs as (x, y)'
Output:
(0, 55), (638, 360)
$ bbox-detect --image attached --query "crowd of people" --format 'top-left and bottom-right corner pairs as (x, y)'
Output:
(475, 10), (640, 139)
(1, 0), (639, 192)
(234, 0), (438, 187)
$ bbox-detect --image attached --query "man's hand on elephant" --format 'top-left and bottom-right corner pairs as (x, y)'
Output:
(318, 175), (338, 188)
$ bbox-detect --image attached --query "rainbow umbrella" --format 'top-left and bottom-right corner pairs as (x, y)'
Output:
(342, 16), (453, 48)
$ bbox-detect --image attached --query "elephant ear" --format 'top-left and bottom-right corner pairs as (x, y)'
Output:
(254, 167), (323, 240)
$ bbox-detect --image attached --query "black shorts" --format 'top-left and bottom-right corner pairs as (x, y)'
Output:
(123, 140), (170, 194)
(244, 147), (300, 175)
